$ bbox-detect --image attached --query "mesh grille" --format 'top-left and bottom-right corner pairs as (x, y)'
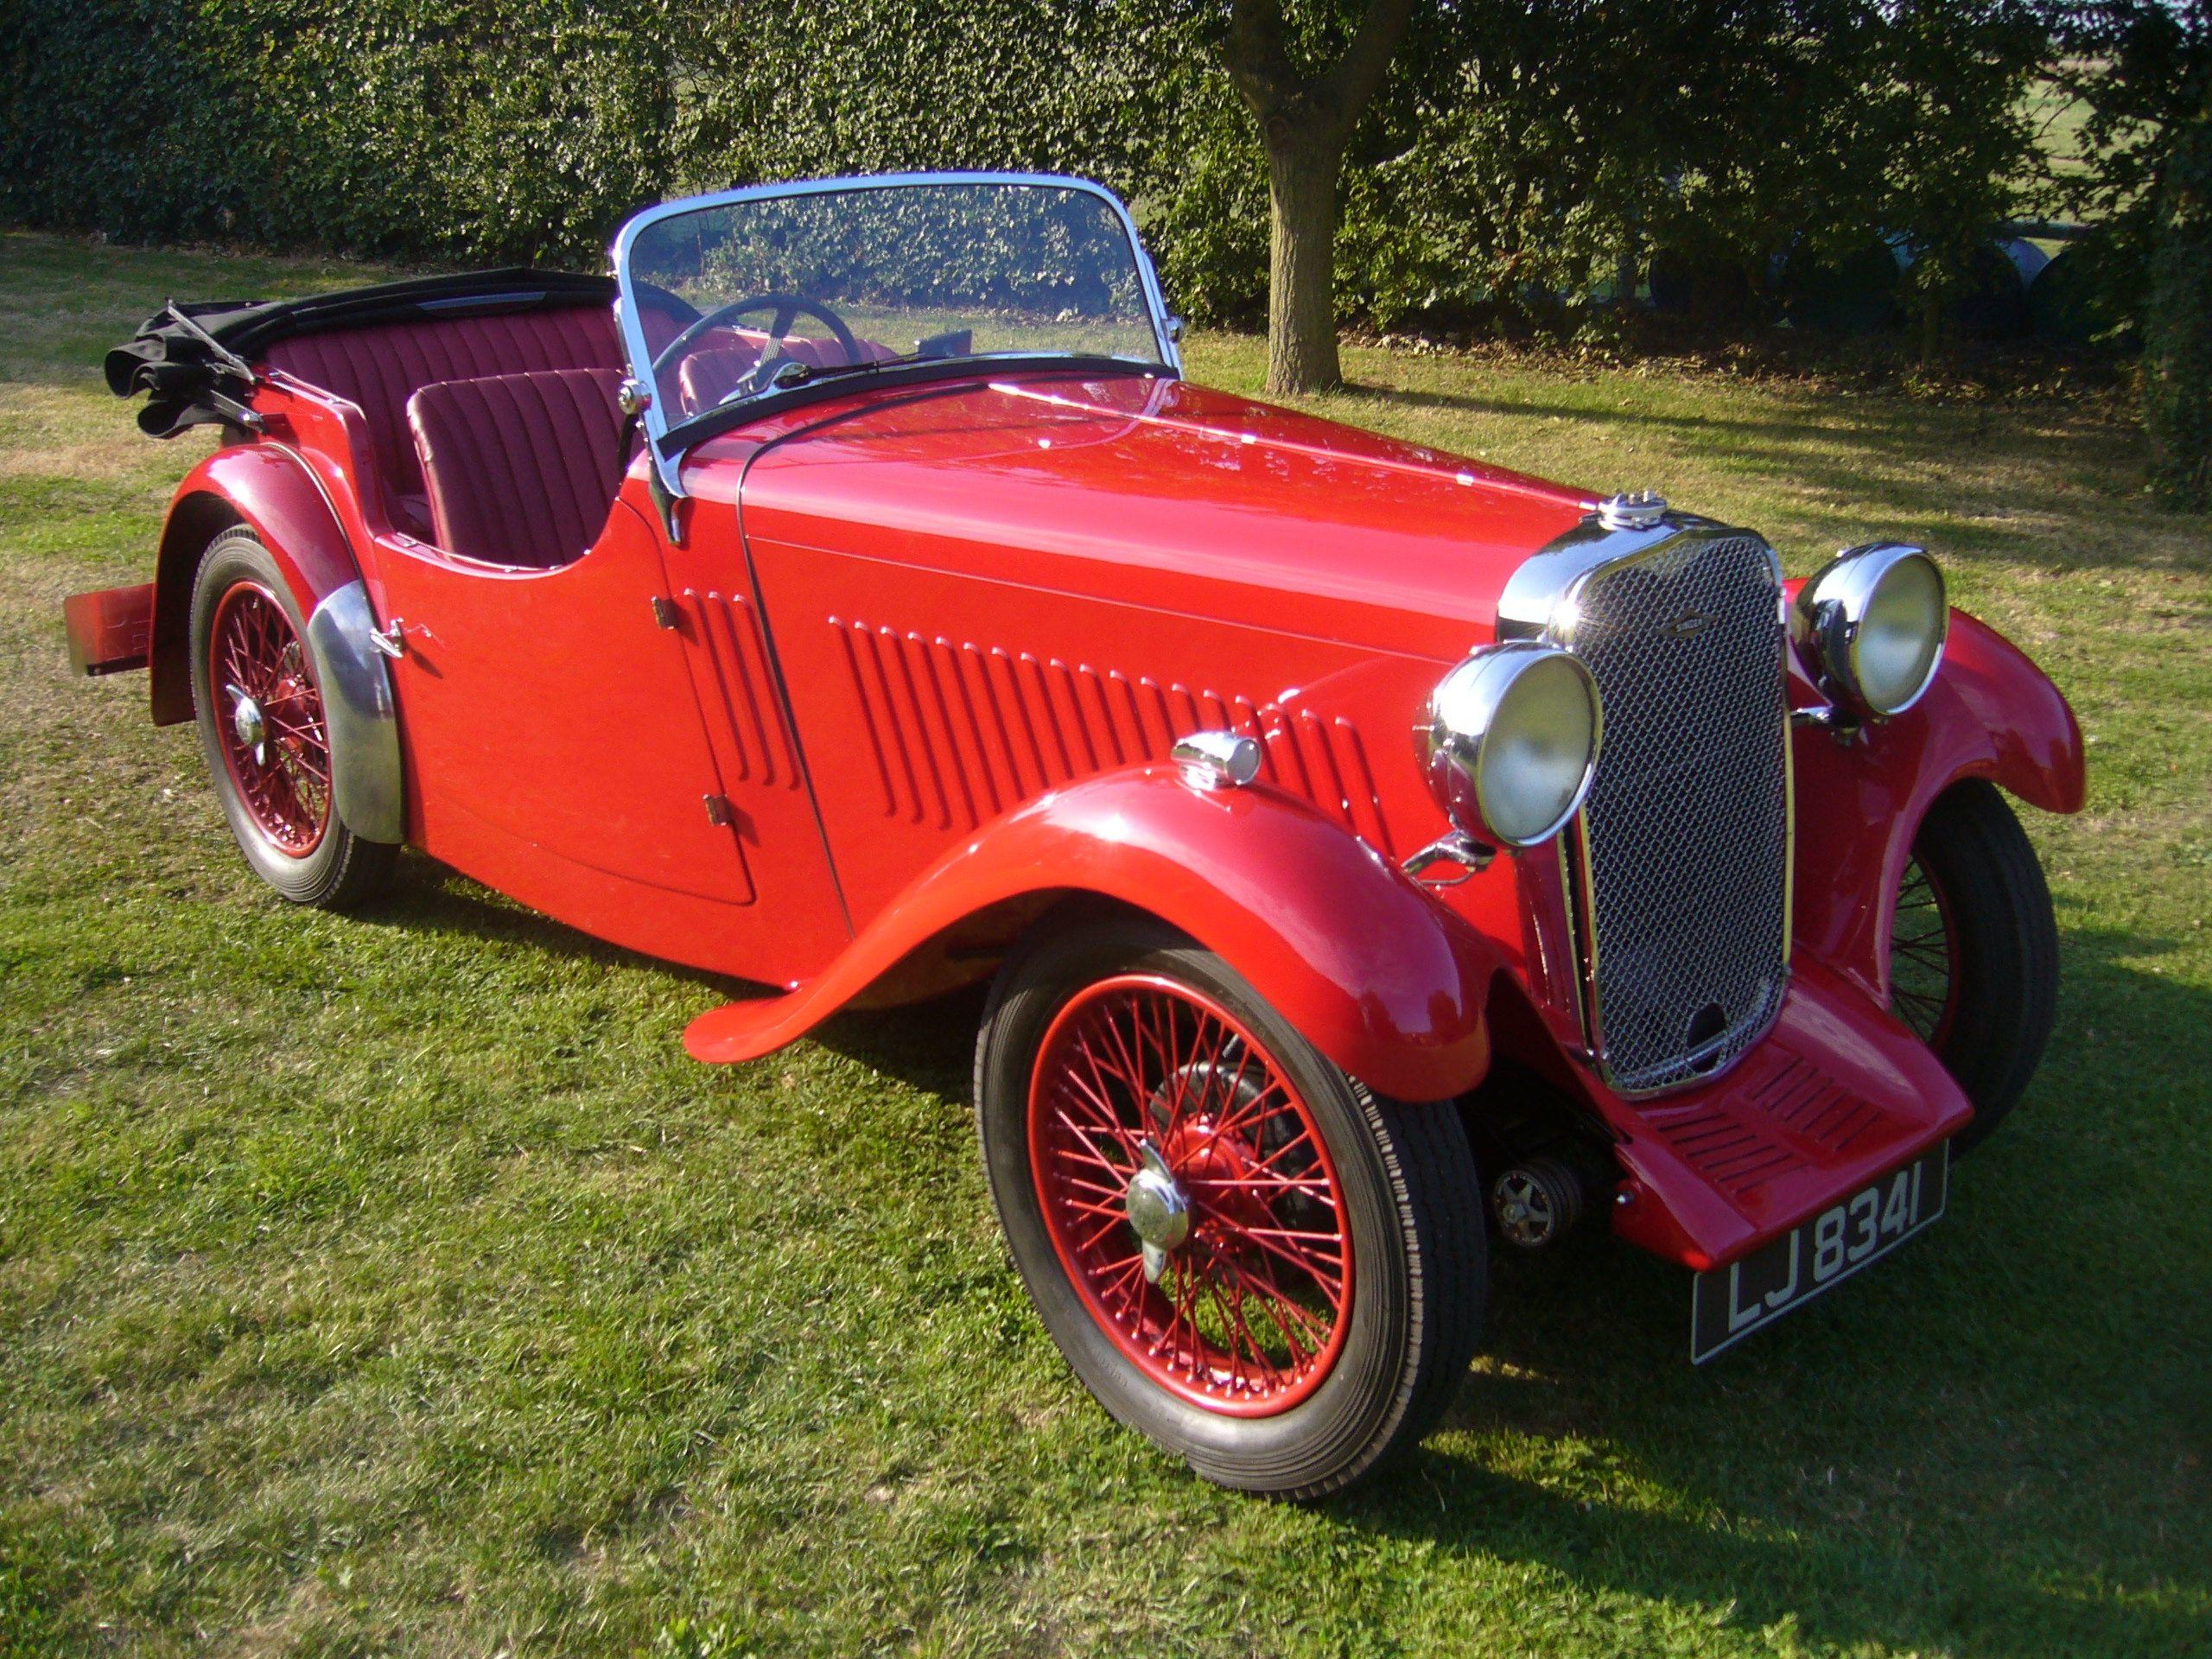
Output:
(1567, 533), (1791, 1093)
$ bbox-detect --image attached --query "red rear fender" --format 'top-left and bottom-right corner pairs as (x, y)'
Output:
(149, 443), (364, 725)
(684, 766), (1503, 1102)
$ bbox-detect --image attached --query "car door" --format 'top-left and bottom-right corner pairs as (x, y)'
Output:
(373, 499), (759, 912)
(652, 489), (855, 978)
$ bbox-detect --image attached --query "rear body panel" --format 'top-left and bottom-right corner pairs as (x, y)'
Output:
(63, 583), (155, 676)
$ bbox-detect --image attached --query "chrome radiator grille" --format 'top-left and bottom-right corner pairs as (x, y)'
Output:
(1564, 532), (1791, 1094)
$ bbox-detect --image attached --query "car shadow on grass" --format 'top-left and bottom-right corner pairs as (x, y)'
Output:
(1332, 923), (2209, 1658)
(355, 853), (775, 1002)
(332, 850), (2210, 1659)
(819, 926), (2209, 1657)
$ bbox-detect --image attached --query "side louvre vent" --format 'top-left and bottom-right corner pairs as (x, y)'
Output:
(830, 620), (1395, 850)
(679, 588), (801, 791)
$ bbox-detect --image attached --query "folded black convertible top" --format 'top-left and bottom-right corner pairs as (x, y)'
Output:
(105, 267), (616, 439)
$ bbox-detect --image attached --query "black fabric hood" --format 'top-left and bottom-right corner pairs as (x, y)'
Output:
(104, 267), (617, 439)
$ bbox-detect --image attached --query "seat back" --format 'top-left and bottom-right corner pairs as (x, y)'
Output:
(676, 344), (765, 414)
(264, 306), (621, 535)
(406, 368), (629, 568)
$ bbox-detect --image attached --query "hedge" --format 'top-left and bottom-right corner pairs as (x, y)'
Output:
(0, 0), (2074, 341)
(0, 2), (1192, 281)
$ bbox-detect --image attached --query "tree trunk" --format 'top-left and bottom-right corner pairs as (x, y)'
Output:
(1917, 282), (1944, 365)
(2146, 86), (2212, 509)
(1265, 134), (1344, 394)
(1219, 0), (1413, 400)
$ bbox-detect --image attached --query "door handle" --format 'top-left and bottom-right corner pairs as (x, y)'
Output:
(367, 617), (406, 659)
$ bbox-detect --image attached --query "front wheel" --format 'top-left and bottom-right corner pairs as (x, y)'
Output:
(1888, 780), (2060, 1156)
(189, 527), (396, 909)
(975, 915), (1486, 1498)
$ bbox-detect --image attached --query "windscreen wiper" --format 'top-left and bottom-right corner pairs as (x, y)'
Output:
(754, 329), (979, 394)
(760, 352), (927, 391)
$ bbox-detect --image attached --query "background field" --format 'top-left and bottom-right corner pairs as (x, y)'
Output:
(2, 232), (2207, 1659)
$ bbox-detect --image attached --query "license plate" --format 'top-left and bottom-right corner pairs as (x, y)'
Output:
(1691, 1143), (1948, 1363)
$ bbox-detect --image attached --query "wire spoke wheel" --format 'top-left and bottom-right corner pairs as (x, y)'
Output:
(207, 580), (331, 855)
(1027, 974), (1353, 1416)
(979, 918), (1487, 1495)
(1889, 855), (1960, 1046)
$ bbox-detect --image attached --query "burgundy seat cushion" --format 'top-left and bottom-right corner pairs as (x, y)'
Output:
(675, 343), (764, 413)
(406, 368), (628, 568)
(264, 307), (620, 535)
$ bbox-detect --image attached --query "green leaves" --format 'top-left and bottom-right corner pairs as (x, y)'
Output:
(0, 0), (2116, 345)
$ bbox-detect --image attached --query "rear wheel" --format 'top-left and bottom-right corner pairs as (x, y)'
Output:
(189, 528), (395, 908)
(976, 914), (1485, 1497)
(1889, 780), (2059, 1155)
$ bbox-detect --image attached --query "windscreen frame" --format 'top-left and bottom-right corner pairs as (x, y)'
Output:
(610, 171), (1184, 505)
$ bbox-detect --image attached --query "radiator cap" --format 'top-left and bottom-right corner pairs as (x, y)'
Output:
(1596, 490), (1669, 531)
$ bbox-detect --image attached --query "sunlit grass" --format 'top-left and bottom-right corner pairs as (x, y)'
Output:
(3, 230), (2207, 1657)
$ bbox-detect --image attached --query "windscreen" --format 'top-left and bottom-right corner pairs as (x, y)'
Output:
(622, 180), (1166, 426)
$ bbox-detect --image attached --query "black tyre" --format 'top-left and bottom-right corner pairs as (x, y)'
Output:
(1888, 780), (2059, 1156)
(188, 527), (396, 909)
(975, 912), (1486, 1497)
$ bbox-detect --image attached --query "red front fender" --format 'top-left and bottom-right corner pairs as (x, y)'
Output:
(684, 767), (1503, 1101)
(1792, 605), (2084, 1001)
(148, 442), (363, 724)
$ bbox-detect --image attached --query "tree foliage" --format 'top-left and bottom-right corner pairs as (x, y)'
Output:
(2049, 2), (2212, 278)
(2044, 3), (2212, 504)
(0, 0), (2080, 358)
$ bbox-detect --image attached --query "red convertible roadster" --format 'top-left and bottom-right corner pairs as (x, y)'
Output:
(81, 173), (2082, 1497)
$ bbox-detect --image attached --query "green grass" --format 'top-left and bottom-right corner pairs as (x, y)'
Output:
(3, 228), (2209, 1658)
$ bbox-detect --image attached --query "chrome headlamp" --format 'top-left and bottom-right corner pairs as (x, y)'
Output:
(1791, 543), (1948, 718)
(1425, 643), (1603, 849)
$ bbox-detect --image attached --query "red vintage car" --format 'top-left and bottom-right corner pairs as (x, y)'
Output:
(80, 173), (2082, 1497)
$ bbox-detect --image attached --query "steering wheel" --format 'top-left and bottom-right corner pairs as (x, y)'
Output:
(650, 291), (865, 406)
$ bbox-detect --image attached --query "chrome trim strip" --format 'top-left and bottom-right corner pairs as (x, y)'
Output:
(608, 171), (1182, 505)
(1496, 516), (1679, 641)
(1512, 512), (1795, 1098)
(1782, 690), (1797, 965)
(306, 581), (405, 845)
(1558, 823), (1602, 1053)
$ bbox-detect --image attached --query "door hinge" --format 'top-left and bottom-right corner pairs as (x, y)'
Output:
(650, 595), (679, 630)
(702, 793), (734, 827)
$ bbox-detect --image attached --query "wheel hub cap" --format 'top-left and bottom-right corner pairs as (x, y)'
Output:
(1493, 1172), (1556, 1248)
(1124, 1140), (1191, 1283)
(227, 684), (267, 762)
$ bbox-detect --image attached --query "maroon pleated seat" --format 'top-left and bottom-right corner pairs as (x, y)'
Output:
(264, 307), (621, 536)
(405, 368), (629, 568)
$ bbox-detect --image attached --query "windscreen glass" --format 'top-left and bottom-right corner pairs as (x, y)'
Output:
(621, 181), (1166, 426)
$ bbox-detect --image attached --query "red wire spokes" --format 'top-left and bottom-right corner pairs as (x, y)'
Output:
(1027, 974), (1354, 1416)
(207, 583), (332, 855)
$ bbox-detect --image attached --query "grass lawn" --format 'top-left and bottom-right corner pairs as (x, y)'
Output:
(2, 229), (2208, 1659)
